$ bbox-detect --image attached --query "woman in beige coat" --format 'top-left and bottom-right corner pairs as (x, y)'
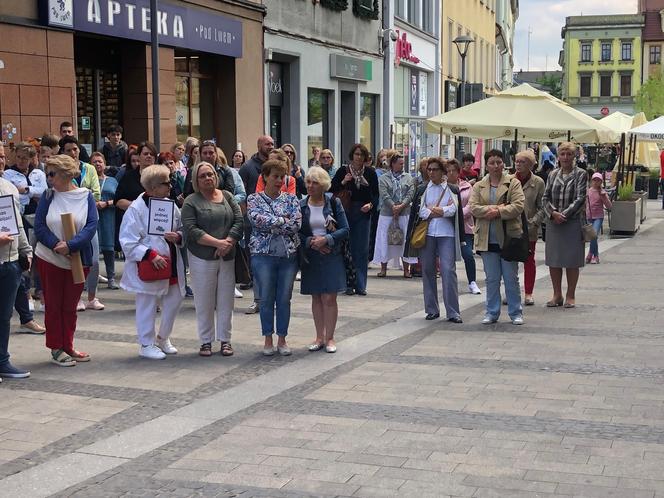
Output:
(469, 149), (525, 325)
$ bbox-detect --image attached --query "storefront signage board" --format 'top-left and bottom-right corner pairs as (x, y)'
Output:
(330, 54), (373, 82)
(42, 0), (242, 58)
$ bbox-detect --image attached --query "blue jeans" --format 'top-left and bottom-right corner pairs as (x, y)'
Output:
(480, 251), (522, 320)
(588, 218), (603, 257)
(0, 262), (22, 366)
(14, 274), (33, 325)
(347, 203), (371, 293)
(251, 254), (298, 336)
(460, 233), (476, 283)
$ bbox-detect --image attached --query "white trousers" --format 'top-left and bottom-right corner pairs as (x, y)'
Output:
(135, 285), (183, 346)
(188, 252), (235, 343)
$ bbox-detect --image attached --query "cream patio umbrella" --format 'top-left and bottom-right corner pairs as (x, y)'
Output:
(599, 112), (659, 170)
(425, 83), (619, 144)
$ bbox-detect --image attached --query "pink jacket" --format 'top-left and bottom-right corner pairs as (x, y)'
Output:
(458, 180), (474, 235)
(586, 188), (612, 220)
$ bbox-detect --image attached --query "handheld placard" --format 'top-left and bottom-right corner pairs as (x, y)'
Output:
(60, 213), (86, 284)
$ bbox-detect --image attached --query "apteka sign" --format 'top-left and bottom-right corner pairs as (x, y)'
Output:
(43, 0), (242, 58)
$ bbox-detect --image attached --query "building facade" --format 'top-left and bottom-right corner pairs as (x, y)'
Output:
(440, 0), (499, 158)
(263, 0), (383, 165)
(0, 0), (264, 156)
(560, 14), (645, 118)
(639, 0), (664, 82)
(495, 0), (518, 91)
(388, 0), (440, 171)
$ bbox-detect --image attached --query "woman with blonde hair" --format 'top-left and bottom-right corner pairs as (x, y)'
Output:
(515, 149), (545, 305)
(319, 149), (337, 180)
(119, 165), (185, 360)
(35, 155), (98, 365)
(536, 141), (587, 308)
(282, 143), (306, 198)
(299, 166), (349, 353)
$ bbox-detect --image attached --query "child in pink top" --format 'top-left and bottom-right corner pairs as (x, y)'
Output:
(586, 172), (612, 264)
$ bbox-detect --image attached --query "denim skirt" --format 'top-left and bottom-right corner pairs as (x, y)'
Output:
(300, 249), (346, 295)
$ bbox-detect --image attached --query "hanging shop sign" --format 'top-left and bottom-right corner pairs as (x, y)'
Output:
(395, 30), (420, 67)
(41, 0), (242, 58)
(330, 54), (373, 81)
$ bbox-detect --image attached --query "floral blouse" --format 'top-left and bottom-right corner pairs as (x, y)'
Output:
(247, 192), (302, 257)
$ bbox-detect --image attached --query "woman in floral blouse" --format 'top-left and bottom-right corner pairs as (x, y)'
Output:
(247, 159), (302, 356)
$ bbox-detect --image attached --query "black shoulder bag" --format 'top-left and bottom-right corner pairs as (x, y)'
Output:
(500, 187), (530, 263)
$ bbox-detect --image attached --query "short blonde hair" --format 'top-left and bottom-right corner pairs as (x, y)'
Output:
(305, 166), (332, 191)
(261, 159), (289, 179)
(140, 164), (171, 190)
(270, 148), (292, 169)
(558, 141), (577, 155)
(320, 148), (334, 164)
(515, 149), (537, 166)
(191, 162), (218, 193)
(46, 154), (79, 180)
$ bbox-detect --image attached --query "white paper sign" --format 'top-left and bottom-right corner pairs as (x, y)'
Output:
(0, 195), (20, 236)
(148, 198), (174, 236)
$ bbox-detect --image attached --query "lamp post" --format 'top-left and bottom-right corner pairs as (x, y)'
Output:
(452, 35), (474, 158)
(150, 0), (160, 147)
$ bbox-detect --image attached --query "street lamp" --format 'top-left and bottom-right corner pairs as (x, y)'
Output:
(452, 35), (474, 109)
(452, 35), (474, 157)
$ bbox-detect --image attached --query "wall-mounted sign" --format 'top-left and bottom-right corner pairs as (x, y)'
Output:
(41, 0), (74, 28)
(418, 72), (428, 117)
(601, 106), (610, 116)
(42, 0), (242, 58)
(409, 69), (419, 115)
(330, 54), (373, 82)
(395, 30), (420, 67)
(445, 81), (457, 112)
(268, 63), (284, 107)
(81, 116), (91, 131)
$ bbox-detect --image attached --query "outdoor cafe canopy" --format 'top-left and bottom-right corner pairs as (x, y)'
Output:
(425, 83), (619, 144)
(628, 115), (664, 142)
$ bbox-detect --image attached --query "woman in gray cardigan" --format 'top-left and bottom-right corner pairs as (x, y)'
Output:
(181, 162), (243, 357)
(372, 152), (417, 278)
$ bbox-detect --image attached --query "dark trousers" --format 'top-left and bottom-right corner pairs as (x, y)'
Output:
(14, 274), (33, 325)
(347, 203), (371, 293)
(0, 262), (22, 366)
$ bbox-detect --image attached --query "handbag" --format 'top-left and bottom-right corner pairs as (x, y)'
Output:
(581, 222), (597, 242)
(137, 256), (171, 281)
(501, 211), (530, 262)
(334, 189), (352, 212)
(387, 219), (404, 245)
(234, 248), (251, 285)
(409, 186), (448, 249)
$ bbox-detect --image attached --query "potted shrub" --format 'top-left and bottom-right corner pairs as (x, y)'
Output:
(609, 182), (640, 234)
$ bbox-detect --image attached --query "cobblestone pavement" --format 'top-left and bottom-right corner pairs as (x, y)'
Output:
(1, 201), (663, 498)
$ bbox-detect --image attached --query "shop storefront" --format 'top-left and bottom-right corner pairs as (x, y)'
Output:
(264, 34), (383, 165)
(392, 27), (439, 172)
(0, 0), (264, 155)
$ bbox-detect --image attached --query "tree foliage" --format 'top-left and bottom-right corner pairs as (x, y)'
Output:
(635, 72), (664, 120)
(535, 74), (562, 99)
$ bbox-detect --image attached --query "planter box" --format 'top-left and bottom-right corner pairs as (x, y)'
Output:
(648, 178), (660, 200)
(610, 199), (640, 234)
(636, 191), (648, 223)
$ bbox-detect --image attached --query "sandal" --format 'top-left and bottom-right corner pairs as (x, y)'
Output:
(66, 350), (90, 362)
(220, 342), (234, 356)
(376, 271), (387, 278)
(403, 271), (412, 279)
(546, 299), (563, 307)
(199, 343), (212, 357)
(563, 300), (576, 308)
(51, 349), (76, 367)
(308, 342), (324, 352)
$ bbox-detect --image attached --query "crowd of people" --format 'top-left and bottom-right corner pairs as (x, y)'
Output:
(0, 123), (613, 378)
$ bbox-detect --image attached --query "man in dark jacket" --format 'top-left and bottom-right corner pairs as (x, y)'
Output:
(100, 124), (128, 173)
(239, 135), (274, 195)
(182, 140), (235, 196)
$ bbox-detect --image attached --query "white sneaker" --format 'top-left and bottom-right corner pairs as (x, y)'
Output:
(86, 298), (105, 310)
(77, 300), (86, 312)
(139, 344), (166, 360)
(482, 315), (498, 325)
(468, 281), (482, 295)
(234, 287), (243, 298)
(28, 299), (35, 312)
(511, 316), (524, 325)
(295, 271), (301, 281)
(156, 338), (178, 354)
(98, 274), (108, 284)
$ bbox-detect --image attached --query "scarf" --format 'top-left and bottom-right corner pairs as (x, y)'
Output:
(350, 165), (369, 189)
(391, 171), (404, 203)
(515, 170), (531, 187)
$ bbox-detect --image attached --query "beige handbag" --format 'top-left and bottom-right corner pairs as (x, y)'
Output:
(410, 186), (448, 249)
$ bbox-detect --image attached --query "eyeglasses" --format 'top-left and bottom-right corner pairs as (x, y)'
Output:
(46, 171), (57, 178)
(427, 167), (442, 172)
(284, 150), (294, 156)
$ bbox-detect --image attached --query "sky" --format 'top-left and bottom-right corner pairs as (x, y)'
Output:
(513, 0), (639, 72)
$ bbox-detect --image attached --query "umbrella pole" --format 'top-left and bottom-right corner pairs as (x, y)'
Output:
(618, 133), (626, 187)
(629, 134), (637, 187)
(439, 129), (443, 156)
(567, 130), (571, 141)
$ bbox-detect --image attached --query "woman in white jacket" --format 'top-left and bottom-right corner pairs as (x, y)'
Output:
(119, 165), (185, 360)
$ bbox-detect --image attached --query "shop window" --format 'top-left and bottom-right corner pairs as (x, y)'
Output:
(601, 42), (612, 62)
(75, 67), (121, 151)
(395, 0), (405, 18)
(175, 54), (214, 143)
(621, 42), (632, 61)
(422, 0), (434, 34)
(359, 94), (376, 157)
(580, 43), (592, 62)
(307, 89), (329, 155)
(579, 75), (591, 97)
(650, 45), (661, 64)
(600, 74), (612, 97)
(620, 74), (632, 97)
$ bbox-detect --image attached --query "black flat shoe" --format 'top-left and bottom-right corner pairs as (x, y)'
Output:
(448, 317), (463, 324)
(425, 313), (440, 320)
(355, 289), (367, 296)
(345, 288), (355, 296)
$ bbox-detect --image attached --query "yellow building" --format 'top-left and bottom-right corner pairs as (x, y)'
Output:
(560, 14), (645, 118)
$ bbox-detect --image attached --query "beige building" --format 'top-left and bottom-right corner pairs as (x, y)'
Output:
(440, 0), (499, 156)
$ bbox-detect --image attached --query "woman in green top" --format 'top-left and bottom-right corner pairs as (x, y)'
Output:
(181, 162), (243, 357)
